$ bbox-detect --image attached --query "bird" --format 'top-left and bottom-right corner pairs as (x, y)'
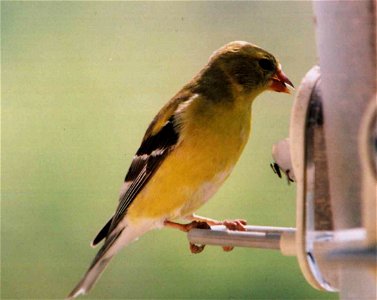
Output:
(67, 41), (293, 298)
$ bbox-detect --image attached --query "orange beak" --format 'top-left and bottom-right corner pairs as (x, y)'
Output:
(269, 66), (294, 94)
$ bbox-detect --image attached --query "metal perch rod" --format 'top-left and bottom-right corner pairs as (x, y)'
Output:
(187, 225), (297, 256)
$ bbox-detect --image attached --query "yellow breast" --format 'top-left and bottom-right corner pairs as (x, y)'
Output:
(126, 95), (253, 224)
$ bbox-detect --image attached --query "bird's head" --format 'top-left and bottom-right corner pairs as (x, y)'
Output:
(208, 41), (294, 97)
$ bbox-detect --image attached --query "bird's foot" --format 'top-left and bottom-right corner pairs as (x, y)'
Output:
(164, 220), (210, 232)
(185, 214), (247, 231)
(185, 215), (248, 252)
(189, 242), (206, 254)
(164, 220), (210, 254)
(221, 219), (247, 231)
(216, 219), (247, 252)
(165, 217), (248, 253)
(185, 221), (210, 254)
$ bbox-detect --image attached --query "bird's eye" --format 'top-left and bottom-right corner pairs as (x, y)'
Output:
(259, 58), (275, 72)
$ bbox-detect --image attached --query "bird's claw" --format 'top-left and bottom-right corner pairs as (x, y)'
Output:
(222, 246), (234, 252)
(190, 243), (206, 254)
(167, 219), (246, 253)
(222, 219), (247, 231)
(189, 219), (247, 253)
(185, 220), (211, 232)
(189, 241), (233, 254)
(185, 221), (210, 254)
(220, 219), (247, 251)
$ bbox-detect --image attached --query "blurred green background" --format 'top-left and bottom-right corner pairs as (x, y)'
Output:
(2, 2), (337, 299)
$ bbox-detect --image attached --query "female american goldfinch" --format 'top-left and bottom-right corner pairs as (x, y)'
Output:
(67, 41), (293, 298)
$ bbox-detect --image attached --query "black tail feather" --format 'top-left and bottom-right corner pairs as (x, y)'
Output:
(91, 217), (113, 247)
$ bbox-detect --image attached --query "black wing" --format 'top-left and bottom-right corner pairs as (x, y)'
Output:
(111, 115), (180, 228)
(92, 114), (180, 246)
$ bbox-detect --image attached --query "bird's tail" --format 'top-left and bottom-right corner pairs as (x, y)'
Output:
(67, 228), (125, 299)
(67, 254), (113, 299)
(67, 220), (156, 299)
